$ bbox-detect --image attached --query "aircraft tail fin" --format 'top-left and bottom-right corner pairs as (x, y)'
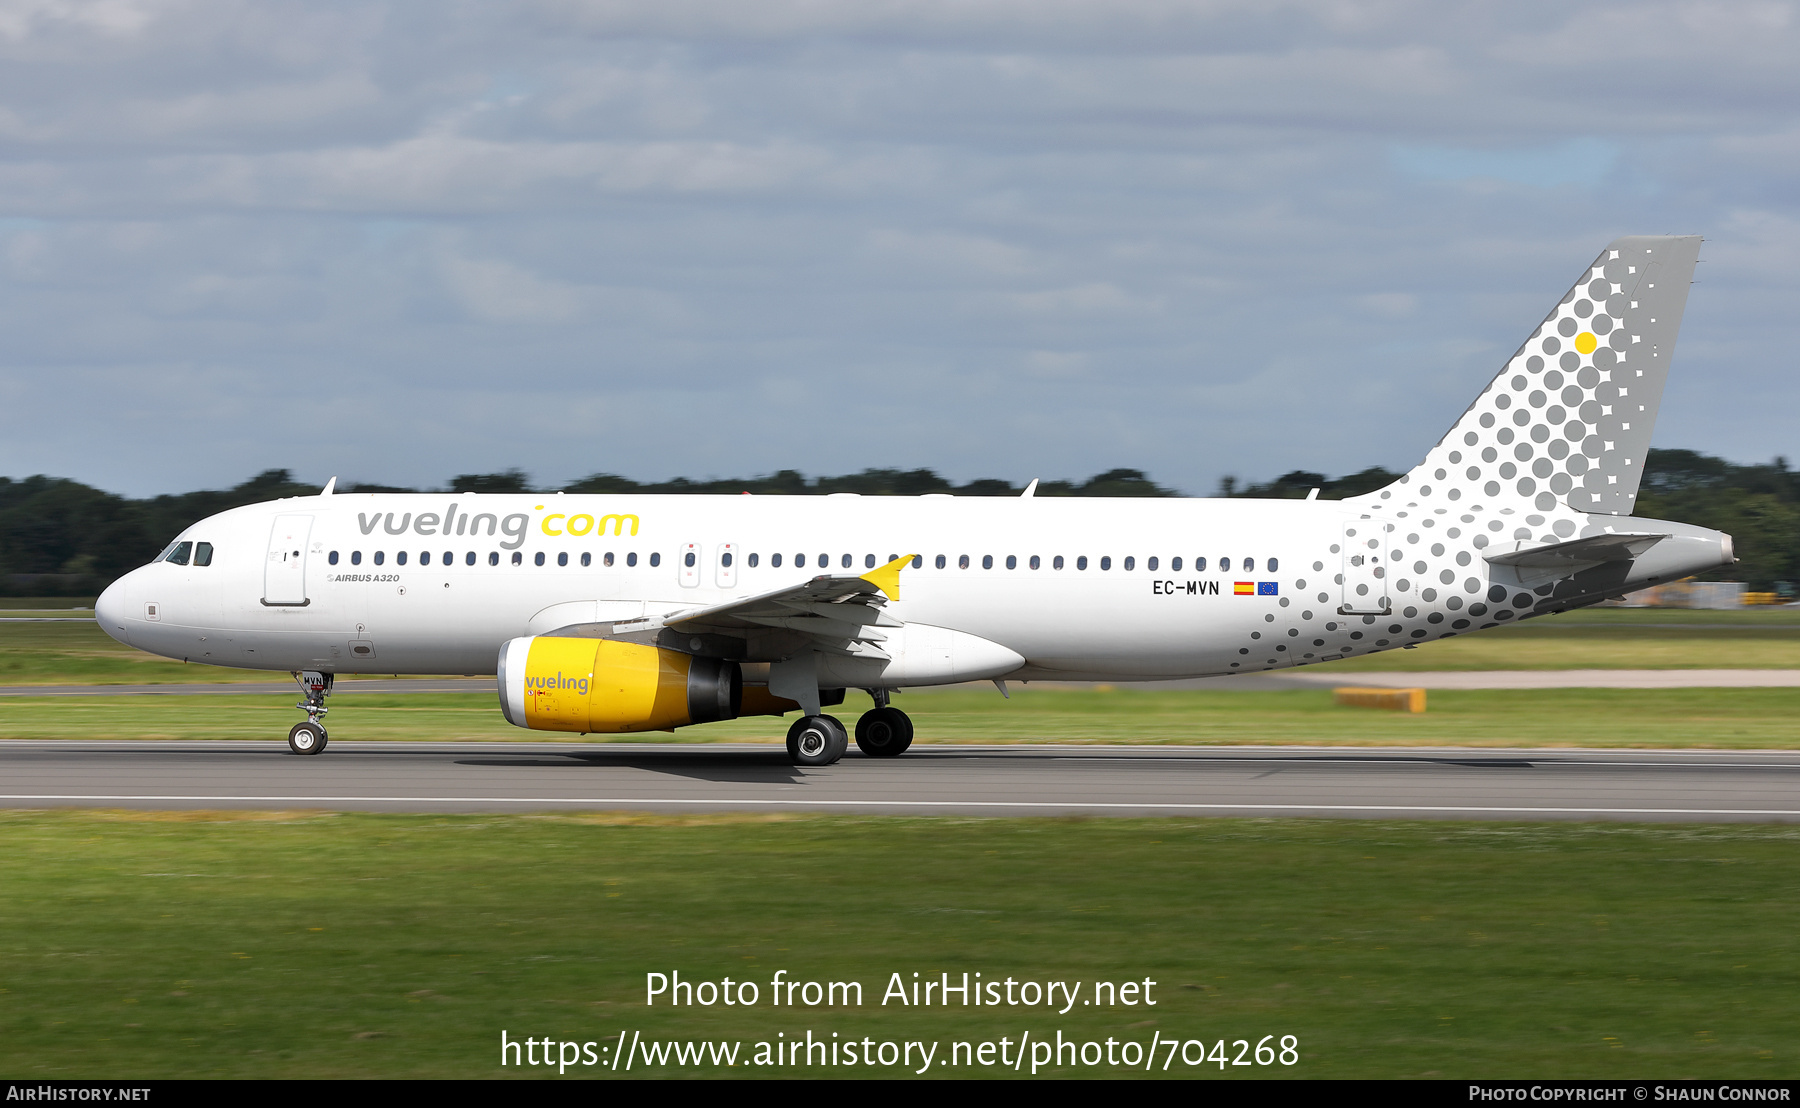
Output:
(1351, 235), (1701, 520)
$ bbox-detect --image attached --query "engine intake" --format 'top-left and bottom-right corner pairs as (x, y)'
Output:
(497, 636), (742, 733)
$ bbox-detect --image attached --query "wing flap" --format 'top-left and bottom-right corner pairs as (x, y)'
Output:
(644, 555), (920, 659)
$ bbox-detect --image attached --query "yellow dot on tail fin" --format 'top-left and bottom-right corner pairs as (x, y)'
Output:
(1575, 332), (1598, 354)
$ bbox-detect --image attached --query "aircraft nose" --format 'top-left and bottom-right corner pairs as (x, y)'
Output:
(95, 573), (134, 645)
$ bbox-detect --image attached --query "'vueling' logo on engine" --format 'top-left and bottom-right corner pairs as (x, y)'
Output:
(528, 671), (590, 695)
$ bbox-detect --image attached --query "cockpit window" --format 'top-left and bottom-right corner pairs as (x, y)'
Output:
(193, 542), (214, 567)
(165, 541), (192, 566)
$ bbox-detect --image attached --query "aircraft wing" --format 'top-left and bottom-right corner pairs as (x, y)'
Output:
(612, 554), (917, 659)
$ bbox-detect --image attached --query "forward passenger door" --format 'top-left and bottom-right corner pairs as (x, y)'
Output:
(263, 515), (312, 606)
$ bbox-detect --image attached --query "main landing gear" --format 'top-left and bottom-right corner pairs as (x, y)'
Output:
(784, 690), (915, 766)
(786, 714), (848, 766)
(854, 688), (913, 758)
(288, 671), (333, 755)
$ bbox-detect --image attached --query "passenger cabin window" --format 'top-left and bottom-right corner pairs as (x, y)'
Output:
(1194, 557), (1205, 571)
(959, 555), (970, 569)
(489, 552), (499, 566)
(1029, 555), (1039, 570)
(982, 555), (993, 569)
(1053, 556), (1064, 570)
(1123, 556), (1135, 571)
(165, 542), (192, 565)
(769, 553), (780, 568)
(1006, 555), (1017, 570)
(512, 552), (523, 566)
(795, 554), (805, 568)
(534, 552), (545, 567)
(558, 552), (569, 567)
(1219, 557), (1229, 571)
(910, 556), (922, 568)
(396, 552), (408, 565)
(374, 551), (385, 566)
(722, 552), (734, 567)
(1146, 556), (1157, 571)
(1077, 556), (1088, 570)
(329, 551), (339, 565)
(685, 552), (696, 567)
(193, 542), (213, 567)
(604, 552), (615, 567)
(935, 555), (946, 569)
(581, 552), (591, 567)
(1100, 556), (1112, 570)
(465, 551), (474, 565)
(650, 552), (662, 567)
(1172, 557), (1182, 571)
(626, 553), (637, 567)
(1268, 558), (1279, 572)
(864, 554), (875, 569)
(351, 551), (362, 566)
(816, 553), (826, 568)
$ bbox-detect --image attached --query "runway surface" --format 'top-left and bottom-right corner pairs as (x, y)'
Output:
(3, 741), (1798, 823)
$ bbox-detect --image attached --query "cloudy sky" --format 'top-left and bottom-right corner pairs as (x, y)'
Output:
(2, 0), (1796, 497)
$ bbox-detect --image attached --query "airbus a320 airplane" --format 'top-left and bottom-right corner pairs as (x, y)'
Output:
(96, 235), (1731, 764)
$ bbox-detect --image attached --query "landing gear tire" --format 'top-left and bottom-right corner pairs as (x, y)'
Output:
(787, 714), (848, 766)
(288, 721), (328, 755)
(855, 706), (913, 757)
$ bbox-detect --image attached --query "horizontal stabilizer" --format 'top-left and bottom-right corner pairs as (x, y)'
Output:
(1484, 532), (1664, 568)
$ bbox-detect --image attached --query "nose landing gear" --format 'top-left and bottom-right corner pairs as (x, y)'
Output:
(288, 671), (332, 754)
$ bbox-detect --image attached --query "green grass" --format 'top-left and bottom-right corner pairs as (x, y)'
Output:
(6, 687), (1800, 749)
(8, 609), (1800, 689)
(0, 811), (1793, 1078)
(1312, 607), (1800, 672)
(0, 597), (94, 609)
(0, 622), (412, 686)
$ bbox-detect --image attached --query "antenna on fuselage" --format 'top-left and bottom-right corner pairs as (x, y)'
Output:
(1021, 479), (1039, 498)
(320, 476), (338, 496)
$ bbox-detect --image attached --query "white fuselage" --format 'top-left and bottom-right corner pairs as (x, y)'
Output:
(95, 490), (1731, 686)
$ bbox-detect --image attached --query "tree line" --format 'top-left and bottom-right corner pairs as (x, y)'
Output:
(0, 467), (1172, 595)
(1, 452), (1791, 595)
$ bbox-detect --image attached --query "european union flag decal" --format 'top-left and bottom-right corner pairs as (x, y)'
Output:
(1257, 581), (1278, 596)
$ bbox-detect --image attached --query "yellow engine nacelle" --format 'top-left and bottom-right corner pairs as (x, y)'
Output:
(497, 636), (744, 733)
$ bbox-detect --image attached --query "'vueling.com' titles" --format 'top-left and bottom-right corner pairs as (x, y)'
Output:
(355, 505), (641, 551)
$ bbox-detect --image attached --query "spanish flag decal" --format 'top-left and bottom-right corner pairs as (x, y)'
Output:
(1234, 581), (1254, 595)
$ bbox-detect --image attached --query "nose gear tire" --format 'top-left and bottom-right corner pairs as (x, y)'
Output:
(288, 721), (328, 755)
